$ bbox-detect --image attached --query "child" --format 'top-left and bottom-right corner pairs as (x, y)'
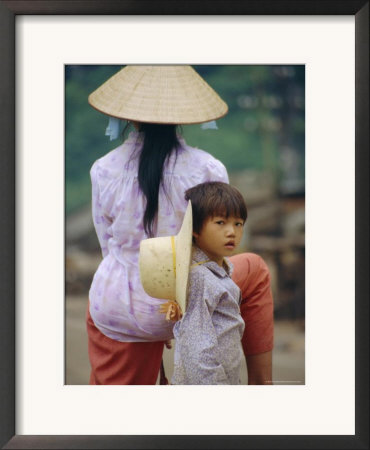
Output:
(171, 181), (248, 385)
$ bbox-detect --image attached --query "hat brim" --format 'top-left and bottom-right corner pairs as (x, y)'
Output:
(175, 202), (193, 313)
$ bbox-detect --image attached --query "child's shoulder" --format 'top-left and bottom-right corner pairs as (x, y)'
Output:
(187, 264), (228, 312)
(189, 262), (208, 279)
(189, 263), (223, 294)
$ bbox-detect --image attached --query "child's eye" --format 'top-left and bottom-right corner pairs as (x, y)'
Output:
(216, 220), (224, 225)
(235, 221), (244, 227)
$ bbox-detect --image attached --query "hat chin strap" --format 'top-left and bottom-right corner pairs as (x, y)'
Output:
(157, 236), (182, 322)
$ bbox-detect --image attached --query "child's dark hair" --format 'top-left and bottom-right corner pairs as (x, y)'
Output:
(185, 182), (247, 233)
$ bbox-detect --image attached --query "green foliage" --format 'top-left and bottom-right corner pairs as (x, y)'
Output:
(66, 65), (305, 215)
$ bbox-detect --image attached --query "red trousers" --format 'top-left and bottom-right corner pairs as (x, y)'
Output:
(86, 253), (273, 385)
(86, 308), (164, 385)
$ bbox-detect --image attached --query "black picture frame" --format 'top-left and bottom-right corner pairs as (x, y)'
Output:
(0, 1), (368, 449)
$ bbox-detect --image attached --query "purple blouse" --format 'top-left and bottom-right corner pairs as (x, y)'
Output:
(89, 131), (229, 342)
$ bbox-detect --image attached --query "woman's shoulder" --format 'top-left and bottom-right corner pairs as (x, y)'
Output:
(175, 140), (228, 181)
(90, 144), (127, 179)
(178, 140), (218, 163)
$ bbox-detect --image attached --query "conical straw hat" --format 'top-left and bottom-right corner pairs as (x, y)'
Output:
(88, 65), (228, 124)
(139, 202), (193, 314)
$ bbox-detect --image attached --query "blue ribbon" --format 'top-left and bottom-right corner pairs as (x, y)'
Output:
(200, 120), (218, 130)
(105, 117), (122, 141)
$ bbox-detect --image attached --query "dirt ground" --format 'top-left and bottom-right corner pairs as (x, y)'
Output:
(66, 295), (305, 385)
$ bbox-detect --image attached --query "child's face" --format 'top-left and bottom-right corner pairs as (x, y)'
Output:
(193, 215), (244, 266)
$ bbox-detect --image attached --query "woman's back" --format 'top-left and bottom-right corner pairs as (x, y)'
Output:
(89, 130), (228, 342)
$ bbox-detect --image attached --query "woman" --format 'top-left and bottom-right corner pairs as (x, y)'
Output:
(86, 65), (273, 385)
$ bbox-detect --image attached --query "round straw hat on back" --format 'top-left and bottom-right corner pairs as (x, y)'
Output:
(88, 65), (228, 124)
(139, 201), (193, 315)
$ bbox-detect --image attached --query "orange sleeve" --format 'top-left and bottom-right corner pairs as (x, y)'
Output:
(230, 253), (274, 356)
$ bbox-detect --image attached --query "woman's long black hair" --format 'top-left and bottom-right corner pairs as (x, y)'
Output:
(137, 123), (181, 237)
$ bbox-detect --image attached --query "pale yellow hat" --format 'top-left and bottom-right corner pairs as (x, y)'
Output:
(139, 202), (192, 314)
(88, 65), (228, 125)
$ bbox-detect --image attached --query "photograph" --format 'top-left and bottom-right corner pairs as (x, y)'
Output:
(65, 64), (305, 387)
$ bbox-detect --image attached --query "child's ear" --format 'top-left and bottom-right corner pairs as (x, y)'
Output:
(192, 231), (199, 239)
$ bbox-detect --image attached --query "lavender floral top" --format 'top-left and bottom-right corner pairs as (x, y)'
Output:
(89, 131), (229, 342)
(171, 247), (245, 385)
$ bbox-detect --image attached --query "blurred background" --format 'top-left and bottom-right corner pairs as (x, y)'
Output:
(65, 65), (305, 385)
